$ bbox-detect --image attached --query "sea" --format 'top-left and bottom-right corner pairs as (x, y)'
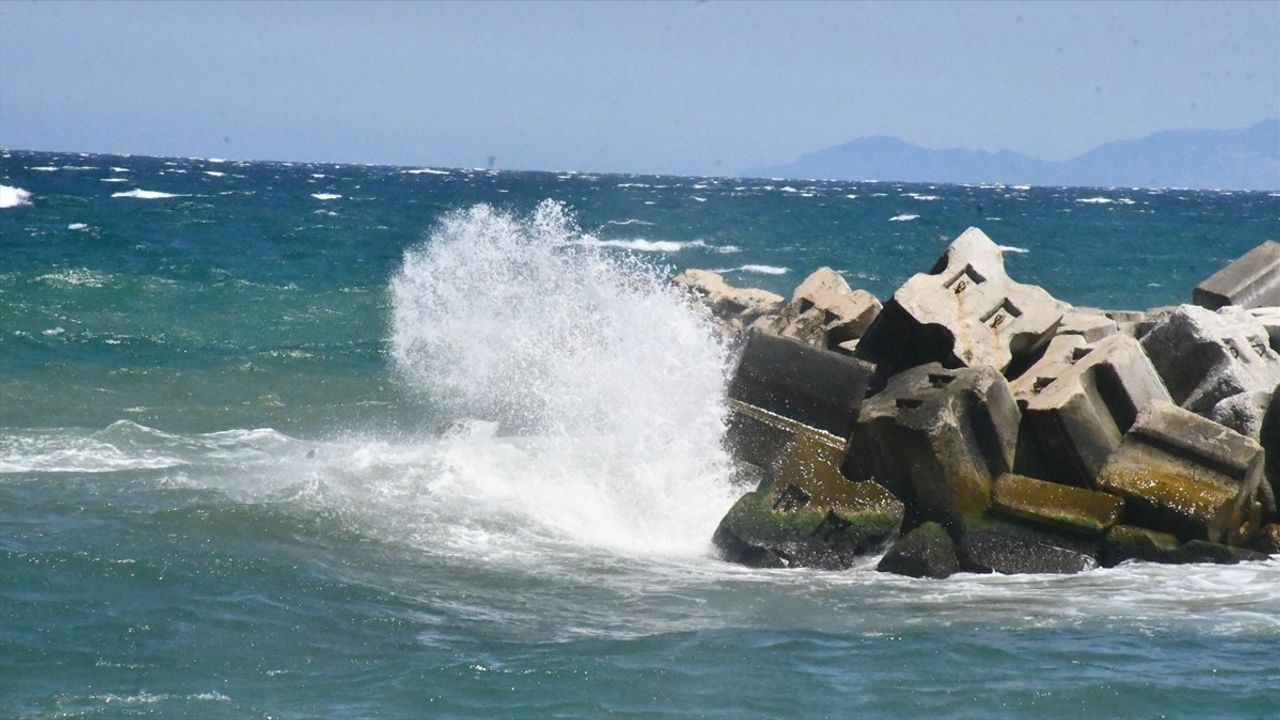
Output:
(2, 149), (1279, 719)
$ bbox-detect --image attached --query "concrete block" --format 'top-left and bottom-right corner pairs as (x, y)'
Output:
(843, 362), (1020, 529)
(1140, 304), (1280, 415)
(1248, 307), (1280, 352)
(1096, 402), (1265, 544)
(674, 268), (783, 339)
(957, 518), (1098, 574)
(712, 430), (904, 569)
(1056, 309), (1118, 343)
(766, 267), (882, 351)
(991, 472), (1125, 536)
(1013, 334), (1171, 487)
(1193, 240), (1280, 310)
(876, 521), (959, 579)
(855, 227), (1069, 374)
(724, 329), (873, 469)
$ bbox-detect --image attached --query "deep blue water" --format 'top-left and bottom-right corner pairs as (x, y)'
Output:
(2, 150), (1278, 719)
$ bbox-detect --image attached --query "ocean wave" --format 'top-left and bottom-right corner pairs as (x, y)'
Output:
(203, 170), (226, 177)
(100, 177), (129, 183)
(888, 213), (919, 222)
(67, 222), (89, 231)
(574, 237), (734, 253)
(1076, 196), (1136, 205)
(711, 264), (790, 275)
(603, 218), (656, 227)
(0, 184), (33, 208)
(904, 193), (941, 201)
(112, 189), (188, 199)
(311, 193), (343, 201)
(402, 168), (451, 175)
(997, 244), (1030, 254)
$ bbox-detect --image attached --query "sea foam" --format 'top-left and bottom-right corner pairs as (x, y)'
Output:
(0, 185), (33, 208)
(112, 189), (187, 200)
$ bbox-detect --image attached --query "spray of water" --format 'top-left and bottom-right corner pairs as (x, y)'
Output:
(382, 201), (741, 557)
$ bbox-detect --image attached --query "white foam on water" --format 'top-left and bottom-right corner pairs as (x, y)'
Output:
(0, 185), (32, 208)
(30, 166), (59, 172)
(100, 177), (129, 183)
(574, 237), (718, 253)
(203, 171), (226, 177)
(387, 200), (739, 558)
(712, 264), (790, 275)
(1076, 196), (1136, 205)
(111, 189), (187, 199)
(602, 218), (655, 227)
(888, 213), (919, 222)
(400, 167), (448, 175)
(997, 244), (1030, 254)
(311, 193), (342, 201)
(67, 223), (89, 231)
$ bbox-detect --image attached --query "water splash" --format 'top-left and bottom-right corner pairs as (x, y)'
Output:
(385, 201), (741, 556)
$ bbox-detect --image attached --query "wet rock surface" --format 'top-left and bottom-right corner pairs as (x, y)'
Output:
(692, 233), (1280, 576)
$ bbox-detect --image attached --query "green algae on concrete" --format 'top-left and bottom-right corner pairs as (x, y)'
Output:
(991, 472), (1124, 536)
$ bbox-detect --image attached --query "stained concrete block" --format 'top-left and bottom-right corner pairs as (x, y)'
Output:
(1013, 334), (1171, 487)
(1208, 388), (1274, 441)
(712, 430), (904, 569)
(1248, 307), (1280, 352)
(991, 472), (1124, 536)
(1056, 309), (1118, 343)
(724, 329), (873, 469)
(1140, 305), (1280, 415)
(766, 267), (882, 351)
(843, 363), (1019, 529)
(876, 521), (959, 579)
(1096, 402), (1265, 545)
(1193, 240), (1280, 310)
(855, 227), (1069, 375)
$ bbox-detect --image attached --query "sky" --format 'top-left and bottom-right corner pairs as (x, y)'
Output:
(1, 1), (1277, 176)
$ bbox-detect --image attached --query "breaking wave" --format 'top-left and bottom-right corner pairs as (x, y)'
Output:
(0, 184), (33, 208)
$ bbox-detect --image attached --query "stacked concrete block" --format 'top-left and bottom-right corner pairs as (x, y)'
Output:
(1192, 240), (1280, 310)
(724, 329), (873, 469)
(713, 429), (904, 569)
(856, 227), (1069, 375)
(1140, 304), (1280, 415)
(1055, 308), (1118, 343)
(761, 267), (882, 352)
(990, 473), (1124, 537)
(1096, 402), (1265, 545)
(674, 268), (783, 339)
(843, 363), (1020, 530)
(1013, 334), (1171, 487)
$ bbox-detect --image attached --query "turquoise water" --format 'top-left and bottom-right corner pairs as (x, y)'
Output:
(2, 150), (1278, 718)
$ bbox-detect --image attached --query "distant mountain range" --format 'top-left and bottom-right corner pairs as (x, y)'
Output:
(747, 120), (1279, 190)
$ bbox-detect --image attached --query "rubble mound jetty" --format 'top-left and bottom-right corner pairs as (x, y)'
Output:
(678, 231), (1280, 577)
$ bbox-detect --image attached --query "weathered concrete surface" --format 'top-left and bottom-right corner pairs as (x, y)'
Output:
(1055, 308), (1118, 343)
(1140, 305), (1280, 415)
(1095, 402), (1265, 545)
(1261, 390), (1280, 522)
(843, 363), (1019, 529)
(1014, 334), (1171, 487)
(1193, 240), (1280, 310)
(855, 227), (1069, 375)
(725, 329), (874, 469)
(957, 519), (1098, 574)
(1208, 388), (1274, 440)
(674, 269), (783, 339)
(765, 267), (882, 351)
(1249, 307), (1280, 353)
(1256, 524), (1280, 556)
(712, 430), (904, 569)
(1099, 525), (1185, 567)
(876, 521), (959, 579)
(991, 472), (1124, 536)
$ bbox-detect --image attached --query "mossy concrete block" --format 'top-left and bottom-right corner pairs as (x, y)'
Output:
(1096, 402), (1265, 545)
(1013, 333), (1171, 487)
(1100, 524), (1184, 567)
(991, 472), (1124, 536)
(1180, 540), (1267, 564)
(876, 521), (959, 579)
(844, 363), (1019, 530)
(957, 518), (1098, 574)
(1255, 524), (1280, 556)
(713, 430), (904, 569)
(855, 227), (1068, 376)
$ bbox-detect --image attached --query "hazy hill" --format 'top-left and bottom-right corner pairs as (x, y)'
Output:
(748, 120), (1279, 190)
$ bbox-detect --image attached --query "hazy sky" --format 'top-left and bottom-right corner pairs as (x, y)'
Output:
(1, 1), (1277, 175)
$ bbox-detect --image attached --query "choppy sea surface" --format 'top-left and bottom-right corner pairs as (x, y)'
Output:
(2, 150), (1279, 719)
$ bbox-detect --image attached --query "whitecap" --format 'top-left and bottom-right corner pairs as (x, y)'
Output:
(844, 194), (859, 200)
(576, 238), (710, 253)
(1011, 184), (1032, 191)
(0, 185), (33, 208)
(310, 193), (342, 201)
(603, 218), (656, 227)
(908, 194), (940, 201)
(30, 166), (59, 172)
(67, 223), (89, 231)
(997, 244), (1030, 254)
(712, 264), (790, 275)
(203, 170), (226, 177)
(109, 166), (130, 173)
(100, 177), (129, 183)
(112, 189), (187, 199)
(888, 213), (919, 222)
(1075, 196), (1134, 205)
(692, 196), (708, 203)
